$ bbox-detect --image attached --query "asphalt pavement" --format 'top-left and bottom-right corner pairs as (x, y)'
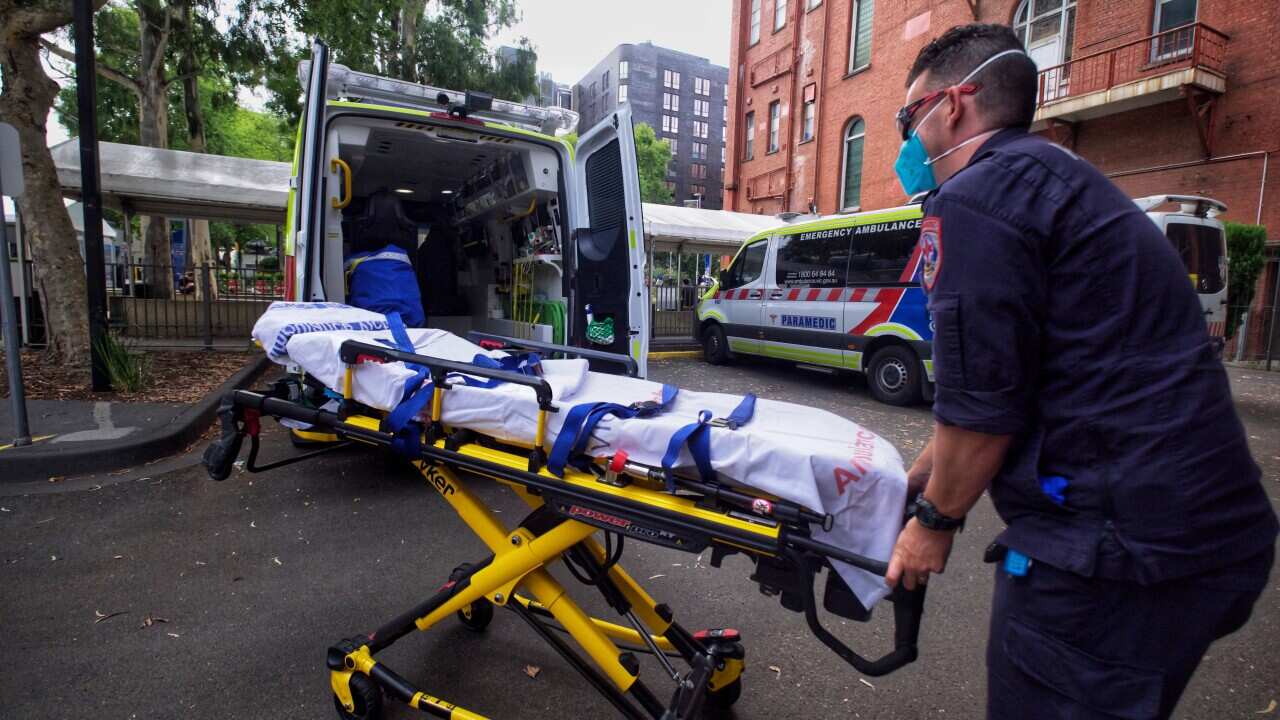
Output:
(1, 357), (1277, 719)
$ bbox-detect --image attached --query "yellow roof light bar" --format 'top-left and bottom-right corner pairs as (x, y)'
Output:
(300, 61), (579, 136)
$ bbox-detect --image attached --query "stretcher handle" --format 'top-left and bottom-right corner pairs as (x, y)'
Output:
(791, 548), (927, 678)
(337, 340), (555, 408)
(465, 331), (640, 378)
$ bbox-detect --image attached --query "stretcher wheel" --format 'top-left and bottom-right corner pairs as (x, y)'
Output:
(332, 673), (383, 720)
(456, 599), (494, 631)
(702, 678), (743, 717)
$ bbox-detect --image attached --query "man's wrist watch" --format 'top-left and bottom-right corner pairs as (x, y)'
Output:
(914, 497), (965, 532)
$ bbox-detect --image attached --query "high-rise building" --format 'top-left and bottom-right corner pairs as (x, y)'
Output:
(574, 42), (730, 209)
(535, 72), (573, 110)
(725, 0), (1278, 356)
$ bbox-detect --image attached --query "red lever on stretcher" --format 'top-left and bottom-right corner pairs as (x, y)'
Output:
(609, 451), (629, 473)
(478, 339), (507, 350)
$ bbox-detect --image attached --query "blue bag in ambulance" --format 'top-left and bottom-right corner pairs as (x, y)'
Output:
(345, 245), (425, 327)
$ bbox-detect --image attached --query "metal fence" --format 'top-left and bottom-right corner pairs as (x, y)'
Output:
(650, 284), (704, 340)
(1227, 305), (1279, 367)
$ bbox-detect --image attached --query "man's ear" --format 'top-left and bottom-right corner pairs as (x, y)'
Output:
(942, 85), (966, 130)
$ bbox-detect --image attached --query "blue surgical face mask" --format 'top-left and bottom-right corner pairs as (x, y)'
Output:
(893, 48), (1028, 197)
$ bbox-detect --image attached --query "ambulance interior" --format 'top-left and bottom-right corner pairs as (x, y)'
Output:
(320, 115), (570, 344)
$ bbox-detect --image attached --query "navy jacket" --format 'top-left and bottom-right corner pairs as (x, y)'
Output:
(922, 128), (1277, 584)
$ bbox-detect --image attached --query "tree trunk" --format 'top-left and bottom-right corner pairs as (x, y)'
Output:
(398, 2), (423, 81)
(136, 0), (173, 297)
(0, 3), (92, 365)
(176, 0), (217, 300)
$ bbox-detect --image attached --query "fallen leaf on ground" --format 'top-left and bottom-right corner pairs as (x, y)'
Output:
(1257, 699), (1276, 714)
(272, 557), (282, 566)
(47, 476), (63, 483)
(524, 665), (541, 679)
(167, 632), (180, 638)
(768, 665), (781, 679)
(648, 574), (665, 580)
(94, 610), (128, 624)
(140, 614), (169, 628)
(112, 555), (124, 560)
(859, 678), (875, 690)
(35, 517), (55, 524)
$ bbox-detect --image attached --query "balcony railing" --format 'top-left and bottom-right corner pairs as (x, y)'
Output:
(745, 167), (787, 200)
(749, 44), (793, 87)
(1036, 22), (1228, 106)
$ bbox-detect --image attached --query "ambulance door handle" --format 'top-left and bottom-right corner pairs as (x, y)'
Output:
(747, 290), (762, 300)
(769, 291), (784, 299)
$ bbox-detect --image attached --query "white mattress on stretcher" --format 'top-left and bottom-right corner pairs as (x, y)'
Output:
(253, 302), (907, 607)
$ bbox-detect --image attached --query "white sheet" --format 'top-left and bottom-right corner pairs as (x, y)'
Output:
(253, 302), (907, 606)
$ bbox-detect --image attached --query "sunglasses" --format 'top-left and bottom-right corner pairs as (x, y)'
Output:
(895, 83), (980, 141)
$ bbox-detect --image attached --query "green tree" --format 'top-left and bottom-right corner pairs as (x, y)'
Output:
(236, 0), (537, 122)
(1225, 222), (1268, 338)
(559, 122), (673, 205)
(633, 122), (673, 205)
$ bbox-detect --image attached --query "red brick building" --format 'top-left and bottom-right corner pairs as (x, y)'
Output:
(724, 0), (1280, 358)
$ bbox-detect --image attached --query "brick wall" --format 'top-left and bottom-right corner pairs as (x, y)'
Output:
(726, 0), (1278, 232)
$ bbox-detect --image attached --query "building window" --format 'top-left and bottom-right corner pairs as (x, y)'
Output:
(694, 77), (710, 95)
(801, 99), (815, 142)
(693, 120), (709, 139)
(692, 163), (707, 179)
(670, 138), (678, 155)
(619, 60), (629, 80)
(848, 0), (875, 73)
(767, 101), (781, 153)
(602, 70), (610, 91)
(692, 141), (707, 160)
(691, 184), (706, 197)
(1013, 0), (1077, 70)
(1152, 0), (1196, 59)
(618, 85), (628, 103)
(743, 111), (755, 160)
(663, 92), (680, 112)
(749, 0), (761, 44)
(665, 180), (677, 193)
(840, 117), (865, 210)
(694, 99), (710, 117)
(663, 69), (681, 89)
(663, 115), (679, 134)
(721, 145), (726, 164)
(807, 0), (821, 9)
(775, 0), (788, 31)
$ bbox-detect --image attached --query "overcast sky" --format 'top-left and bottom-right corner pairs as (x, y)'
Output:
(492, 0), (732, 86)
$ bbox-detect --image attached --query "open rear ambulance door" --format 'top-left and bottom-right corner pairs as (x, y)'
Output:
(289, 40), (330, 301)
(570, 107), (650, 377)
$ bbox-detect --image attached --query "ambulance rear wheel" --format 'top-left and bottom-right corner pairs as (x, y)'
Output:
(702, 324), (731, 365)
(866, 345), (922, 406)
(333, 673), (384, 720)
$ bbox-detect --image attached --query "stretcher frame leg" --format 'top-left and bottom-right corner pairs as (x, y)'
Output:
(329, 459), (738, 719)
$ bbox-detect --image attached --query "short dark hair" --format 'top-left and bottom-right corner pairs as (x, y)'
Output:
(906, 23), (1038, 130)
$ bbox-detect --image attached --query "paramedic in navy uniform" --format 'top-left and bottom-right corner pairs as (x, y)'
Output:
(881, 23), (1277, 720)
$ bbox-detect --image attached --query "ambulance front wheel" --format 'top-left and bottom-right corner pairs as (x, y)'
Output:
(866, 345), (923, 406)
(702, 324), (731, 365)
(333, 673), (384, 720)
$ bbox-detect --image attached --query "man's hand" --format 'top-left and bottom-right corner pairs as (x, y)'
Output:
(885, 518), (955, 590)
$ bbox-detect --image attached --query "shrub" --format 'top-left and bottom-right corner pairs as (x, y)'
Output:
(94, 333), (151, 393)
(1225, 222), (1267, 338)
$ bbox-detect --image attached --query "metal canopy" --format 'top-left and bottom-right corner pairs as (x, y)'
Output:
(50, 139), (292, 224)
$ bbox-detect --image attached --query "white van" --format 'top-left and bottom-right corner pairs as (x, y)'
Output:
(284, 42), (650, 376)
(1134, 195), (1229, 343)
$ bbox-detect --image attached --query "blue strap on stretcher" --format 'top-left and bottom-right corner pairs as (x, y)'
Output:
(380, 313), (541, 456)
(547, 384), (679, 478)
(660, 393), (756, 492)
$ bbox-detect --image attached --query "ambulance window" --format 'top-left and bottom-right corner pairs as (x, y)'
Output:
(723, 242), (767, 289)
(847, 226), (919, 285)
(1166, 223), (1225, 294)
(775, 232), (850, 288)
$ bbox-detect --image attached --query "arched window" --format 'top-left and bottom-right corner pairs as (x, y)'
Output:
(1013, 0), (1077, 70)
(840, 118), (865, 211)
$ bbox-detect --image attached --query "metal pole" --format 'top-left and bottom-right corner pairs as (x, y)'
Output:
(1266, 258), (1279, 372)
(73, 0), (111, 391)
(0, 169), (31, 445)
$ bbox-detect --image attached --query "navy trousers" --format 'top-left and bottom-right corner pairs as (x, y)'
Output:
(987, 545), (1273, 719)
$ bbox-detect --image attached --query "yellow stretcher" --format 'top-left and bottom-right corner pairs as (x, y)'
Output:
(204, 335), (927, 720)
